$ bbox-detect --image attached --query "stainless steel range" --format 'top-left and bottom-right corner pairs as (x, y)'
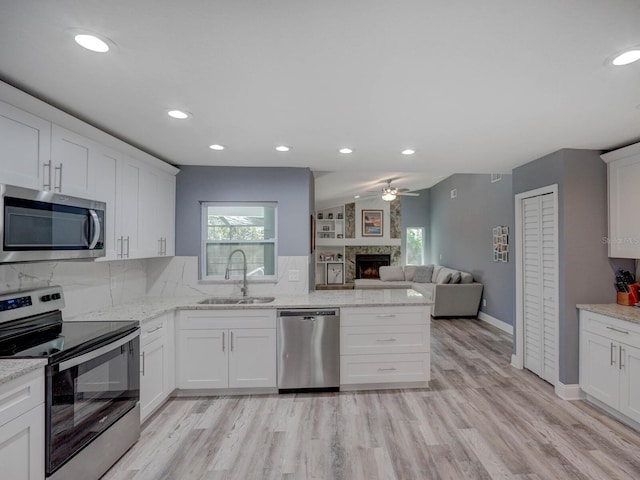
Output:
(0, 285), (140, 480)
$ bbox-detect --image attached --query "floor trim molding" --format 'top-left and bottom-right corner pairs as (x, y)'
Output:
(478, 311), (513, 335)
(555, 382), (585, 401)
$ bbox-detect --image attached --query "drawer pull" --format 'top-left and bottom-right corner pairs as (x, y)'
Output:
(376, 338), (397, 342)
(611, 343), (616, 366)
(606, 326), (629, 334)
(141, 352), (145, 376)
(222, 331), (225, 353)
(375, 314), (396, 318)
(146, 325), (163, 334)
(378, 367), (397, 372)
(620, 347), (625, 370)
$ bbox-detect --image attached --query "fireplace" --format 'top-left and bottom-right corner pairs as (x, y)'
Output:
(355, 254), (391, 279)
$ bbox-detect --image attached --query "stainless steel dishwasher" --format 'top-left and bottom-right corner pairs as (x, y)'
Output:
(277, 309), (340, 392)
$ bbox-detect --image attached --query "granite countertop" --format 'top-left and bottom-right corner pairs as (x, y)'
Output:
(0, 359), (46, 386)
(69, 289), (431, 322)
(577, 303), (640, 325)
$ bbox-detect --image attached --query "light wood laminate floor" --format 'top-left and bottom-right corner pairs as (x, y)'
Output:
(103, 319), (640, 479)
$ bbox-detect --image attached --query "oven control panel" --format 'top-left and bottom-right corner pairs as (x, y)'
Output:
(0, 285), (65, 324)
(0, 295), (32, 312)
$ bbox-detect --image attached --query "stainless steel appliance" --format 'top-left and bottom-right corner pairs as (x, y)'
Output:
(0, 285), (140, 480)
(0, 184), (106, 263)
(277, 309), (340, 392)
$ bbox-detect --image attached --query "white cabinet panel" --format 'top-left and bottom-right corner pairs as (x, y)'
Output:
(228, 329), (276, 388)
(157, 173), (176, 256)
(0, 405), (44, 480)
(619, 343), (640, 424)
(340, 353), (430, 385)
(340, 305), (430, 388)
(0, 100), (50, 190)
(579, 309), (640, 426)
(50, 125), (91, 196)
(603, 143), (640, 258)
(0, 369), (45, 480)
(91, 146), (120, 261)
(140, 336), (166, 422)
(117, 157), (140, 259)
(177, 328), (228, 389)
(176, 310), (277, 391)
(580, 330), (619, 408)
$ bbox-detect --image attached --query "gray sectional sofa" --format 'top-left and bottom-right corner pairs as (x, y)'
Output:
(354, 265), (483, 318)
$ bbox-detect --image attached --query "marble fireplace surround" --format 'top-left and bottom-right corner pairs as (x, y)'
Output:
(345, 246), (401, 284)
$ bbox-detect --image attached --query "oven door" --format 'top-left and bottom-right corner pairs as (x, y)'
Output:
(45, 329), (140, 476)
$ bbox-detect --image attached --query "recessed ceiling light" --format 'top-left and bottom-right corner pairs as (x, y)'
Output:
(275, 145), (291, 152)
(354, 195), (361, 199)
(339, 148), (353, 154)
(167, 110), (190, 119)
(74, 34), (110, 53)
(401, 149), (416, 155)
(209, 144), (225, 151)
(612, 49), (640, 66)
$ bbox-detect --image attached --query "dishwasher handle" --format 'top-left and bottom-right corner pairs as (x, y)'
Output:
(278, 309), (339, 317)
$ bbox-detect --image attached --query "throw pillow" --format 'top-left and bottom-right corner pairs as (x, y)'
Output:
(450, 271), (462, 284)
(431, 265), (442, 283)
(404, 265), (417, 281)
(460, 272), (474, 284)
(413, 265), (434, 283)
(437, 272), (452, 284)
(379, 266), (404, 281)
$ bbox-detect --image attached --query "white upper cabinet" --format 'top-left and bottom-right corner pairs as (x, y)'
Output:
(602, 142), (640, 258)
(0, 100), (50, 190)
(0, 86), (179, 262)
(50, 124), (92, 196)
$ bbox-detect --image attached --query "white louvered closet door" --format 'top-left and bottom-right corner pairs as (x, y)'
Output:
(522, 193), (558, 385)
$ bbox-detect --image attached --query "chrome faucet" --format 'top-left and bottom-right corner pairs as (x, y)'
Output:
(224, 249), (248, 297)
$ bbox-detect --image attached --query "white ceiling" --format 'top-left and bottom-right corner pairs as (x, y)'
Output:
(0, 1), (638, 207)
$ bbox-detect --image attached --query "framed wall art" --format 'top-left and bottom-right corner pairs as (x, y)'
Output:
(492, 225), (509, 262)
(327, 263), (344, 285)
(362, 209), (383, 237)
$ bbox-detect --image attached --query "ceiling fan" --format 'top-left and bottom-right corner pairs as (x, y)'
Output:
(360, 179), (420, 202)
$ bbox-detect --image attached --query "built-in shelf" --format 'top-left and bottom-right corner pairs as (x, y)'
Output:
(315, 206), (345, 286)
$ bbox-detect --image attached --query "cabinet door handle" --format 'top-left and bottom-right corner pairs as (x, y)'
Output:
(376, 338), (397, 342)
(378, 367), (397, 372)
(117, 237), (122, 258)
(606, 326), (629, 335)
(611, 343), (617, 366)
(375, 314), (396, 318)
(141, 351), (145, 376)
(125, 236), (130, 258)
(230, 331), (234, 352)
(54, 163), (63, 191)
(620, 347), (625, 370)
(42, 161), (52, 190)
(222, 331), (225, 352)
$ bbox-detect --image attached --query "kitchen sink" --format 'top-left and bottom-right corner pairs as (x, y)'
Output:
(198, 296), (275, 305)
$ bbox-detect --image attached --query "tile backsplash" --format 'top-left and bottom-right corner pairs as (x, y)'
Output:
(0, 255), (310, 318)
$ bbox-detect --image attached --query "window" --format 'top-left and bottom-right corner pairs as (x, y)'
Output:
(201, 203), (277, 280)
(406, 227), (425, 265)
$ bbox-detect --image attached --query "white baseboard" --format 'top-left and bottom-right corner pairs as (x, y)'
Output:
(555, 382), (585, 401)
(477, 311), (513, 335)
(510, 354), (520, 369)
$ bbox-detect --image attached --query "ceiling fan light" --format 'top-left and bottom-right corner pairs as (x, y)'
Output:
(382, 192), (397, 201)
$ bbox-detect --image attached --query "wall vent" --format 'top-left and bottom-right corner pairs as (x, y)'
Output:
(491, 173), (502, 183)
(450, 188), (457, 199)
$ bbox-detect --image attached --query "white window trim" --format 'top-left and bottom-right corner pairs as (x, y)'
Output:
(405, 226), (426, 265)
(200, 202), (278, 281)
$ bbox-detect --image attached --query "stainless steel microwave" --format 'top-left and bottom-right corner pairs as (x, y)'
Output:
(0, 184), (106, 263)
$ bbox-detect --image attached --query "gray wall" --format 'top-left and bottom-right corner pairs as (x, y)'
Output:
(175, 166), (313, 278)
(400, 188), (431, 264)
(429, 174), (515, 325)
(512, 149), (634, 385)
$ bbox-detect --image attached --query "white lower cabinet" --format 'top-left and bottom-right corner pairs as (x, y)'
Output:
(0, 369), (45, 480)
(177, 310), (277, 391)
(340, 306), (431, 387)
(579, 310), (640, 424)
(140, 313), (175, 423)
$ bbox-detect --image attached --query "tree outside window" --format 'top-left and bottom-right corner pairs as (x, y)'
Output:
(406, 227), (425, 265)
